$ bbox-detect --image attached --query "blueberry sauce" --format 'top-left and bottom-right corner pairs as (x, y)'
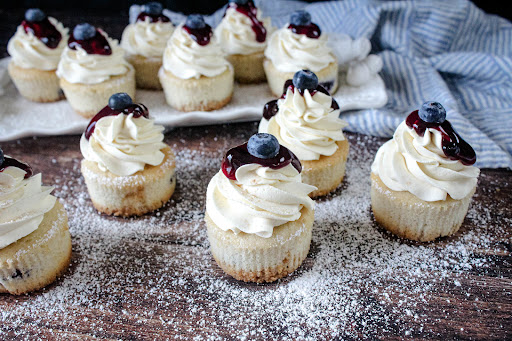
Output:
(84, 103), (149, 140)
(68, 29), (112, 55)
(406, 110), (476, 166)
(222, 143), (301, 181)
(227, 0), (266, 43)
(263, 80), (338, 120)
(0, 157), (33, 178)
(22, 17), (62, 49)
(136, 12), (171, 23)
(183, 23), (212, 46)
(288, 23), (321, 39)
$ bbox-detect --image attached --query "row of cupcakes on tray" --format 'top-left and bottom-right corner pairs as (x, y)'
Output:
(7, 0), (383, 118)
(0, 69), (479, 294)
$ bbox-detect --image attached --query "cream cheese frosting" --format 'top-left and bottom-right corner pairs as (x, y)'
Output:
(80, 113), (167, 176)
(264, 25), (336, 73)
(0, 166), (56, 249)
(259, 88), (347, 161)
(206, 163), (316, 238)
(121, 17), (174, 58)
(56, 31), (132, 84)
(161, 24), (231, 79)
(215, 6), (270, 55)
(371, 121), (480, 202)
(7, 17), (68, 71)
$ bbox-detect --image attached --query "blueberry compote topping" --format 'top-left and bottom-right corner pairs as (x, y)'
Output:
(84, 93), (149, 140)
(22, 9), (62, 49)
(227, 0), (266, 43)
(0, 149), (33, 179)
(183, 14), (212, 46)
(288, 10), (321, 39)
(405, 107), (476, 166)
(68, 24), (111, 55)
(136, 2), (171, 23)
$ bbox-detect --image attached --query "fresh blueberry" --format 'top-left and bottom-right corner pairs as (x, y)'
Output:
(0, 147), (4, 165)
(25, 8), (46, 22)
(143, 2), (163, 15)
(419, 101), (446, 123)
(228, 0), (249, 5)
(108, 93), (133, 110)
(73, 23), (96, 40)
(247, 133), (280, 159)
(293, 69), (318, 91)
(290, 10), (311, 26)
(185, 14), (206, 29)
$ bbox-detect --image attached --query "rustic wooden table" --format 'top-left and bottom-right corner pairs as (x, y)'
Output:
(1, 8), (511, 341)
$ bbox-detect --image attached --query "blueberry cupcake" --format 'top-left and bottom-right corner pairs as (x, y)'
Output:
(80, 93), (176, 216)
(259, 70), (349, 197)
(7, 9), (69, 102)
(159, 14), (234, 112)
(57, 23), (135, 118)
(0, 147), (71, 295)
(264, 10), (338, 97)
(205, 134), (316, 283)
(215, 0), (271, 83)
(371, 102), (480, 241)
(121, 2), (174, 90)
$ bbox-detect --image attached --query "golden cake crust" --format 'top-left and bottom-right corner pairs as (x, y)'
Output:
(8, 60), (64, 103)
(227, 51), (266, 84)
(126, 54), (163, 90)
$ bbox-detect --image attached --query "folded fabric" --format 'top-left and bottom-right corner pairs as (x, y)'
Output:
(165, 0), (512, 168)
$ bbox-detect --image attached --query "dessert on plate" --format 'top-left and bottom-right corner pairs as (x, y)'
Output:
(205, 133), (316, 283)
(159, 14), (234, 112)
(57, 23), (135, 119)
(121, 2), (174, 90)
(80, 93), (176, 216)
(7, 8), (69, 102)
(371, 102), (480, 242)
(215, 0), (271, 83)
(264, 10), (338, 97)
(259, 70), (349, 197)
(0, 147), (71, 295)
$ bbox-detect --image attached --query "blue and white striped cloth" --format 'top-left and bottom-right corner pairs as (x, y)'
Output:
(170, 0), (512, 169)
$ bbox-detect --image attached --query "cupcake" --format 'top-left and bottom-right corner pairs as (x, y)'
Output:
(205, 133), (316, 283)
(57, 23), (135, 119)
(80, 93), (176, 217)
(264, 10), (338, 97)
(215, 0), (271, 83)
(159, 14), (234, 112)
(121, 2), (174, 90)
(7, 9), (69, 102)
(259, 70), (349, 197)
(0, 148), (71, 295)
(371, 102), (480, 242)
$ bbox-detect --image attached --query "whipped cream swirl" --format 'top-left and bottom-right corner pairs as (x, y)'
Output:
(80, 113), (167, 176)
(260, 88), (347, 161)
(264, 25), (335, 72)
(161, 24), (231, 79)
(371, 122), (480, 202)
(0, 166), (57, 249)
(206, 163), (316, 238)
(215, 6), (270, 55)
(7, 17), (68, 70)
(121, 17), (174, 58)
(57, 31), (132, 84)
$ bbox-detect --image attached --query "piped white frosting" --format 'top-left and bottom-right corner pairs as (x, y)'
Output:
(121, 17), (174, 58)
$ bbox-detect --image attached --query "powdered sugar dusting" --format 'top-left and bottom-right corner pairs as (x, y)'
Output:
(0, 133), (510, 339)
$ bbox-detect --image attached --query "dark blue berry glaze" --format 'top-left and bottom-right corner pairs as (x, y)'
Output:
(136, 12), (171, 23)
(288, 23), (321, 39)
(183, 23), (212, 46)
(0, 157), (33, 179)
(84, 104), (150, 140)
(227, 0), (266, 43)
(22, 17), (62, 49)
(68, 29), (112, 55)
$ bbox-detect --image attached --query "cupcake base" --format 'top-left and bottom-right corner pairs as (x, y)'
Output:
(8, 61), (64, 103)
(301, 139), (350, 198)
(371, 173), (476, 242)
(0, 200), (71, 295)
(227, 51), (266, 84)
(81, 147), (176, 217)
(205, 206), (314, 283)
(159, 67), (234, 112)
(60, 67), (136, 119)
(126, 54), (163, 90)
(263, 59), (339, 97)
